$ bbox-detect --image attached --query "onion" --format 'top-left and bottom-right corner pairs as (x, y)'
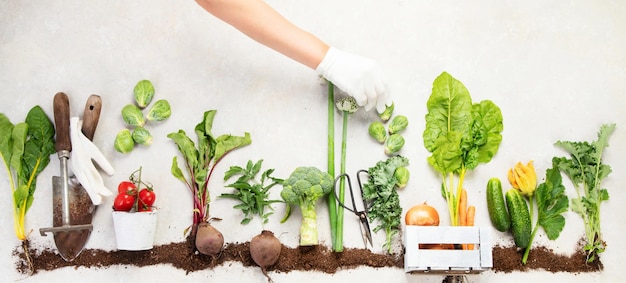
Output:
(405, 202), (439, 226)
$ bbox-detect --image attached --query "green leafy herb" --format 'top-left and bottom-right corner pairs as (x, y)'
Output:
(552, 123), (615, 262)
(168, 110), (251, 235)
(221, 159), (283, 225)
(423, 72), (503, 226)
(362, 155), (409, 253)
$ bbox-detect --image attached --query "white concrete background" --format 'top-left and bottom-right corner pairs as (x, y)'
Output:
(1, 0), (625, 282)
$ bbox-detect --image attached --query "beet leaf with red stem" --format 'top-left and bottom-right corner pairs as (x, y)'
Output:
(168, 110), (251, 237)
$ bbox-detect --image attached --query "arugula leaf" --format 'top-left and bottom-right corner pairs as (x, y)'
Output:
(552, 123), (615, 262)
(221, 159), (283, 225)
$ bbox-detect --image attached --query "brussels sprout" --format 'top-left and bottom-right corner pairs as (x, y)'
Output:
(132, 126), (153, 146)
(146, 99), (171, 122)
(377, 102), (394, 122)
(122, 104), (145, 127)
(394, 166), (410, 189)
(335, 96), (359, 114)
(388, 115), (409, 135)
(133, 80), (155, 109)
(384, 133), (405, 155)
(114, 129), (135, 153)
(368, 121), (387, 143)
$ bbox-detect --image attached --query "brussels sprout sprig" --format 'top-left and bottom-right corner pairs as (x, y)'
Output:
(115, 79), (171, 153)
(368, 113), (408, 156)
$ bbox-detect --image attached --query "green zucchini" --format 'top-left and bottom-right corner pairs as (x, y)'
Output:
(486, 178), (511, 232)
(505, 189), (531, 248)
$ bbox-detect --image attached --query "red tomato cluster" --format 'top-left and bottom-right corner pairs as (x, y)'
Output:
(113, 181), (156, 212)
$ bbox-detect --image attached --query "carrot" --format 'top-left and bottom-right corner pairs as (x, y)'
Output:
(458, 189), (467, 226)
(466, 205), (476, 250)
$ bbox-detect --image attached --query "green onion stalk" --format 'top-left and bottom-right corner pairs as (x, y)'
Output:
(327, 82), (339, 251)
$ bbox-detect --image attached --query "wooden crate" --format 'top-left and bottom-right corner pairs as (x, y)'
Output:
(404, 226), (493, 274)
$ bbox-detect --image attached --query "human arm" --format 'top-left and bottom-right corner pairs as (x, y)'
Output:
(195, 0), (327, 69)
(194, 0), (392, 112)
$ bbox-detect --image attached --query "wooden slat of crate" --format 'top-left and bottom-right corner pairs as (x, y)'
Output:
(404, 226), (493, 273)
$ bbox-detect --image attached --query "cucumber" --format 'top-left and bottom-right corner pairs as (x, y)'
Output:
(486, 178), (511, 232)
(505, 189), (531, 248)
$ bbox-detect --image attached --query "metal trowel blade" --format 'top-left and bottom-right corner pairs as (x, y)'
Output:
(51, 175), (95, 262)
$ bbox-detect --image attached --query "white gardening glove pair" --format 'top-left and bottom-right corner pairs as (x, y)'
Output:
(316, 47), (392, 113)
(69, 117), (115, 205)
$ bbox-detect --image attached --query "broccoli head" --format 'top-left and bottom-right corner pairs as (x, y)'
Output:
(280, 166), (333, 246)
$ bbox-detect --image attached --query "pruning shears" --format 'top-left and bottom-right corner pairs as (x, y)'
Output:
(333, 169), (373, 249)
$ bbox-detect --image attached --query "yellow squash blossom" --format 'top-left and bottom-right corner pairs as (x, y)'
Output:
(508, 161), (537, 197)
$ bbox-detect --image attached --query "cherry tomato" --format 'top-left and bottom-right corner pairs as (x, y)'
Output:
(118, 181), (137, 195)
(113, 193), (136, 211)
(138, 188), (156, 207)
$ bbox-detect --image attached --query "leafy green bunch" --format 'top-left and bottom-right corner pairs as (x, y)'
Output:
(552, 123), (615, 262)
(362, 155), (409, 253)
(221, 159), (283, 225)
(1, 107), (55, 242)
(423, 72), (503, 226)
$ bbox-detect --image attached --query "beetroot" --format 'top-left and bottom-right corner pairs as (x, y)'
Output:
(250, 230), (281, 282)
(195, 222), (224, 257)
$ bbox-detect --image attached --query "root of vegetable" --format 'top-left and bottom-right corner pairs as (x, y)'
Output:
(250, 230), (282, 282)
(195, 222), (224, 257)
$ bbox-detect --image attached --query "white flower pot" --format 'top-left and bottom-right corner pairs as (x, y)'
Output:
(112, 209), (158, 251)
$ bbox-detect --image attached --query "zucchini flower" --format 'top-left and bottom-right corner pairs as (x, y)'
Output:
(507, 161), (537, 197)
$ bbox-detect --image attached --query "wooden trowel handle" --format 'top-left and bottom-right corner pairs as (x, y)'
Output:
(81, 94), (102, 141)
(53, 92), (71, 153)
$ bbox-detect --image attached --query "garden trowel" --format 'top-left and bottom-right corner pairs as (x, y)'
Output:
(39, 92), (101, 262)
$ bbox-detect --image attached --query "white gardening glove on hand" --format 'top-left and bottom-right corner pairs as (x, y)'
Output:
(316, 47), (392, 113)
(69, 117), (115, 205)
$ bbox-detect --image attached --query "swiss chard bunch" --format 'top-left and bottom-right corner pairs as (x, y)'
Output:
(423, 72), (503, 226)
(362, 155), (409, 253)
(168, 110), (251, 237)
(552, 123), (615, 262)
(221, 159), (283, 225)
(1, 107), (55, 273)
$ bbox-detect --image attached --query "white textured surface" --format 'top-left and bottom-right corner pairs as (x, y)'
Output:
(1, 1), (625, 282)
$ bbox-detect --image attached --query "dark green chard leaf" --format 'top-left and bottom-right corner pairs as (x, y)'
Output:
(0, 114), (15, 166)
(1, 106), (55, 242)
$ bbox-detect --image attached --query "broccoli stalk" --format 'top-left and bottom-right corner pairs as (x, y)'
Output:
(281, 166), (334, 246)
(332, 96), (359, 252)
